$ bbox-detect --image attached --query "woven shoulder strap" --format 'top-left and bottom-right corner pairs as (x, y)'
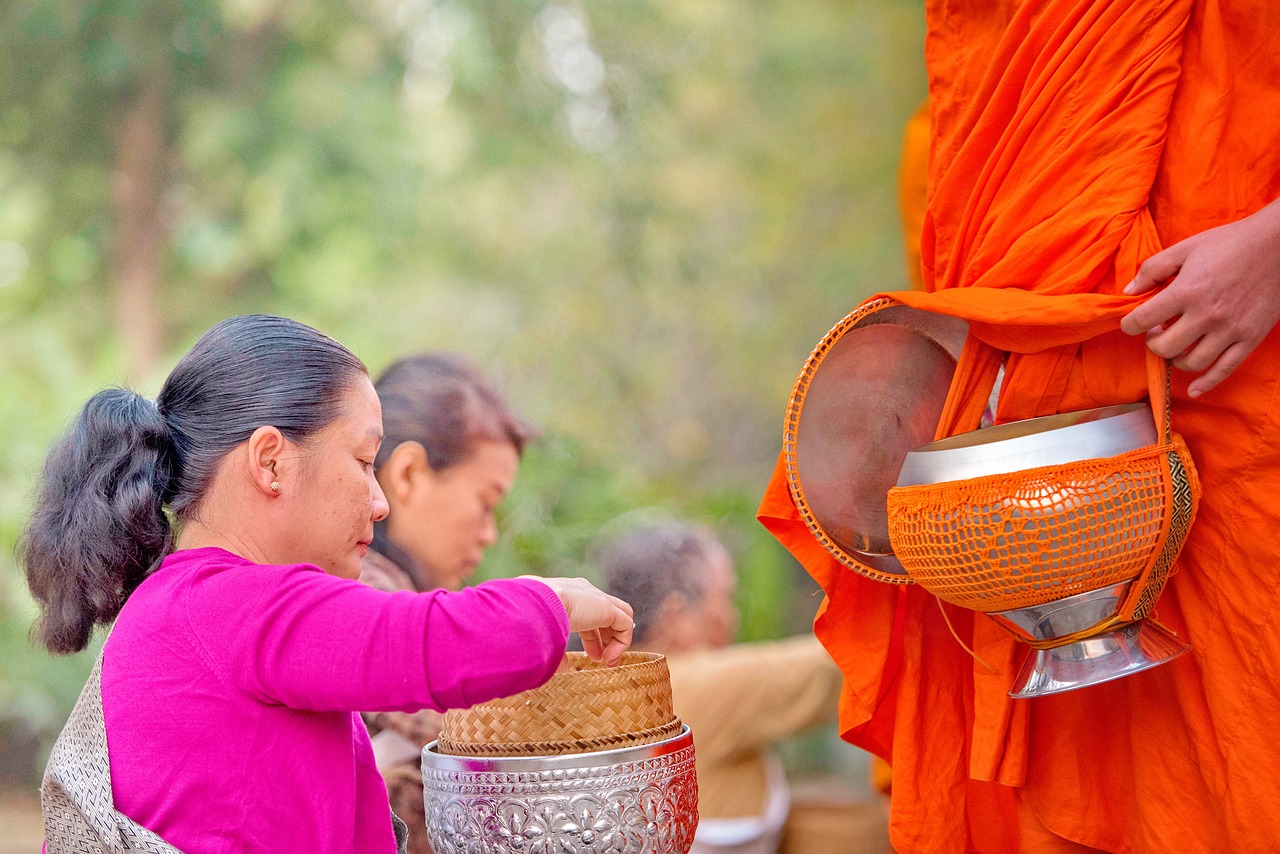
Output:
(42, 648), (411, 854)
(41, 651), (182, 854)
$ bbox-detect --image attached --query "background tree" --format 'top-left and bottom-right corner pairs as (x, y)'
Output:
(0, 0), (926, 781)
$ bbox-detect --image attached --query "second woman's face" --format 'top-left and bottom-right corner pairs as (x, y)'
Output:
(390, 439), (520, 590)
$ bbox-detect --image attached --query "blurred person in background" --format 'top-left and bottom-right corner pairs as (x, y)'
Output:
(21, 316), (632, 854)
(358, 352), (537, 853)
(598, 521), (843, 854)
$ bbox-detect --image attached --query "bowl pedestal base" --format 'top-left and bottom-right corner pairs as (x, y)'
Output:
(988, 581), (1191, 698)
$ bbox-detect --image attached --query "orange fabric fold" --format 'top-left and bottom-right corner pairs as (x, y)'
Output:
(761, 1), (1280, 851)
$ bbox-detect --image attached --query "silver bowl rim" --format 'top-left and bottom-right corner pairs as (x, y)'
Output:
(896, 402), (1157, 487)
(422, 724), (693, 773)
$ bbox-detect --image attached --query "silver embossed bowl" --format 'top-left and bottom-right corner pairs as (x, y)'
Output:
(421, 725), (698, 854)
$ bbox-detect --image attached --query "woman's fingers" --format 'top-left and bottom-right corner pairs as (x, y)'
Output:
(522, 576), (635, 666)
(581, 601), (634, 665)
(581, 628), (605, 662)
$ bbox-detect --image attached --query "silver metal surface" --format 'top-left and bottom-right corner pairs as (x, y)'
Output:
(792, 304), (968, 579)
(421, 725), (698, 853)
(989, 582), (1130, 642)
(1008, 620), (1190, 699)
(896, 403), (1157, 487)
(848, 550), (907, 576)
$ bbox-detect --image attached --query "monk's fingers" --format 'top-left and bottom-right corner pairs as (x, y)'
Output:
(1187, 341), (1253, 398)
(1121, 287), (1185, 337)
(1170, 328), (1233, 374)
(1124, 243), (1188, 297)
(1141, 315), (1203, 361)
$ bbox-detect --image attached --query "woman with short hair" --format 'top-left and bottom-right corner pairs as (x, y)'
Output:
(356, 352), (537, 852)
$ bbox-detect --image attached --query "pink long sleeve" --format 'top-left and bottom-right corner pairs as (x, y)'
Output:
(100, 547), (570, 854)
(177, 552), (569, 712)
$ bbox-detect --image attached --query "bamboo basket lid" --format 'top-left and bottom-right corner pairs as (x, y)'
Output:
(437, 651), (681, 757)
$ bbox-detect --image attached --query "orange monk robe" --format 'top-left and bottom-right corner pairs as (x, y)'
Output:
(862, 100), (932, 804)
(760, 2), (1280, 851)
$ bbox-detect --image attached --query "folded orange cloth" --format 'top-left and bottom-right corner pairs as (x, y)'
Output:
(761, 2), (1280, 850)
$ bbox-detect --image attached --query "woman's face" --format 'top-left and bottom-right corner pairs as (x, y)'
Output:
(651, 543), (739, 653)
(386, 438), (520, 590)
(279, 377), (389, 579)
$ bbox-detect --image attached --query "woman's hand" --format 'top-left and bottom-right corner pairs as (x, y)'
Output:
(522, 576), (634, 666)
(1121, 199), (1280, 397)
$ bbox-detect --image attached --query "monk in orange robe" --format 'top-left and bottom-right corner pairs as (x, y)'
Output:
(760, 2), (1280, 851)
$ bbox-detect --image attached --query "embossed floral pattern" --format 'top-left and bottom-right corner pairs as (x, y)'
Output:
(423, 747), (698, 854)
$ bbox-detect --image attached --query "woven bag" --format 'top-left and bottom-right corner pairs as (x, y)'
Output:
(437, 651), (681, 757)
(42, 653), (183, 854)
(42, 645), (409, 854)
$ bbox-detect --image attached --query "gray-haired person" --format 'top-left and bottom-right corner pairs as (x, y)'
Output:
(599, 521), (843, 854)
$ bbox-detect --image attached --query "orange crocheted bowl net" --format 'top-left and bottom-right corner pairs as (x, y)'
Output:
(886, 437), (1200, 613)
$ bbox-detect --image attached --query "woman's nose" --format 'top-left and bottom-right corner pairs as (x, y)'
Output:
(371, 478), (390, 522)
(479, 513), (498, 547)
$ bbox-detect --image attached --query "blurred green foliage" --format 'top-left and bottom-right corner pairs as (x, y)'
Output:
(0, 0), (926, 780)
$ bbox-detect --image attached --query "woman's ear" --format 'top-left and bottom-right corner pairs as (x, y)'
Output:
(246, 425), (287, 498)
(380, 441), (430, 505)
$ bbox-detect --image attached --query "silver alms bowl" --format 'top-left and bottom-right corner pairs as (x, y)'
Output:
(890, 403), (1192, 698)
(421, 725), (698, 854)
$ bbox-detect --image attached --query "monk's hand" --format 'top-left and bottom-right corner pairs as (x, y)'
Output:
(1121, 199), (1280, 398)
(521, 576), (634, 666)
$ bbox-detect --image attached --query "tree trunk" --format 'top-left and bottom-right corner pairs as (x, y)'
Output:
(109, 72), (168, 381)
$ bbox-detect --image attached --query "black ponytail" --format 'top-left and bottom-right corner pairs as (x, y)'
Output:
(20, 389), (175, 654)
(20, 314), (367, 654)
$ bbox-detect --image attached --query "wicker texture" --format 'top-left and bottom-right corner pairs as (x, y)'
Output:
(784, 297), (925, 585)
(42, 654), (182, 854)
(887, 439), (1200, 613)
(438, 651), (679, 757)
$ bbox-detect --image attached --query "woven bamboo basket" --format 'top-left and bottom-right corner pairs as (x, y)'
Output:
(437, 651), (681, 757)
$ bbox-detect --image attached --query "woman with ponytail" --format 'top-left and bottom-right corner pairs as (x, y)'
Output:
(22, 315), (634, 854)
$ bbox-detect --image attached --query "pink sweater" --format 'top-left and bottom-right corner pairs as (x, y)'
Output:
(101, 547), (569, 853)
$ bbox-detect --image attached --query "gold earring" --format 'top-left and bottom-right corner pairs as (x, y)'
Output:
(270, 481), (280, 492)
